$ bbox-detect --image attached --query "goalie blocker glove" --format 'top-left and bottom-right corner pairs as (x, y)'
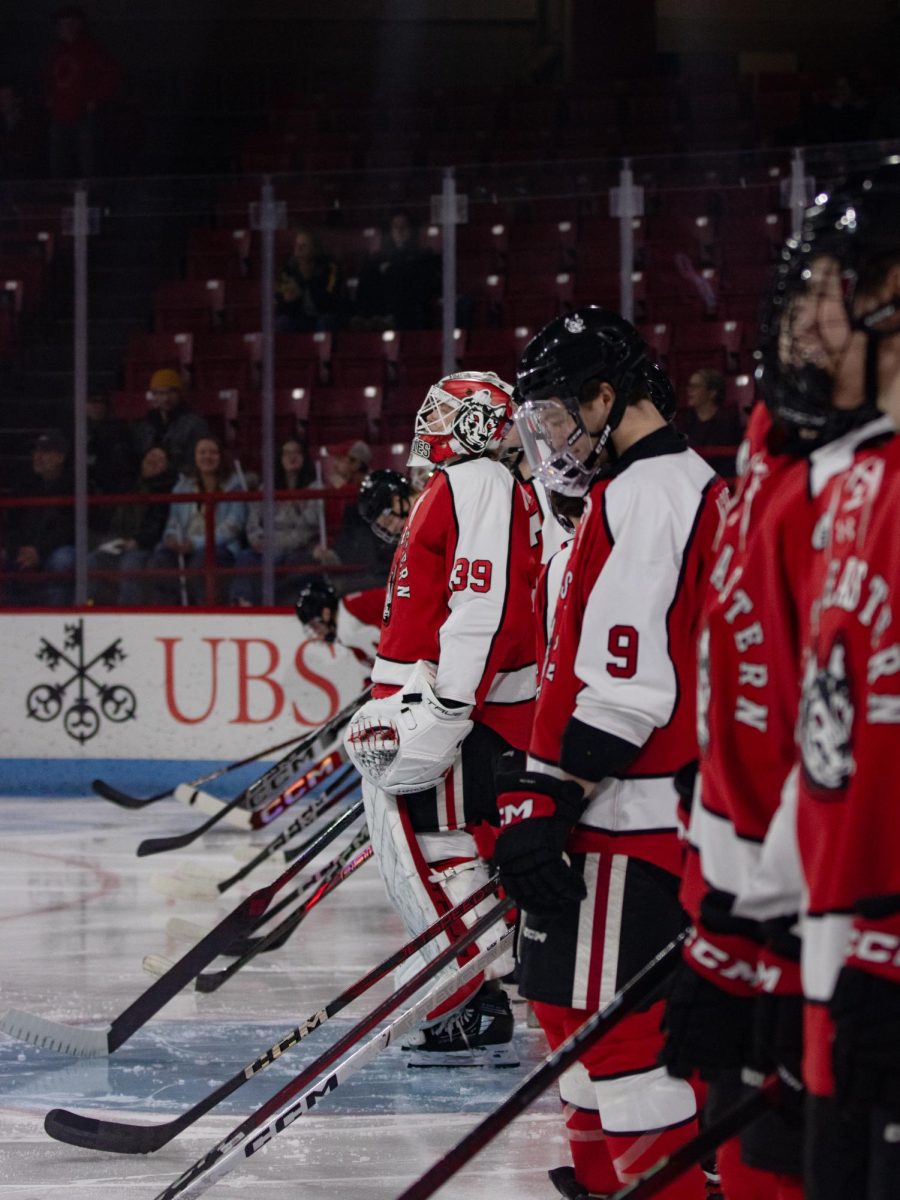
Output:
(343, 661), (473, 795)
(492, 770), (587, 915)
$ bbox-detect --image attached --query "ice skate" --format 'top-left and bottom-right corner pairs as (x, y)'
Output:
(548, 1165), (609, 1199)
(403, 982), (518, 1067)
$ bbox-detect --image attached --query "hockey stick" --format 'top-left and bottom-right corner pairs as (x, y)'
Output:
(153, 902), (514, 1199)
(136, 701), (359, 857)
(608, 1074), (783, 1199)
(150, 769), (361, 900)
(195, 841), (374, 992)
(146, 825), (371, 978)
(91, 730), (319, 809)
(394, 930), (686, 1200)
(215, 766), (359, 891)
(44, 879), (503, 1155)
(0, 801), (364, 1059)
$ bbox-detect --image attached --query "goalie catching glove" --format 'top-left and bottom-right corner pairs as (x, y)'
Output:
(492, 770), (587, 915)
(343, 662), (473, 795)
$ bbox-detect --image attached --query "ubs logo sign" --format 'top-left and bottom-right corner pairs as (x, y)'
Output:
(26, 619), (137, 743)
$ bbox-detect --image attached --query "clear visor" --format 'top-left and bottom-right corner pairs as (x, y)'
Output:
(514, 399), (597, 496)
(777, 255), (854, 376)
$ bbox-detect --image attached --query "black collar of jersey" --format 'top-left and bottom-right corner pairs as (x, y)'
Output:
(601, 423), (688, 479)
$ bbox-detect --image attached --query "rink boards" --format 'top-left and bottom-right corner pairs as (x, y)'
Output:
(0, 610), (368, 795)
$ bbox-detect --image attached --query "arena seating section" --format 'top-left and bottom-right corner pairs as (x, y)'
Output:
(0, 71), (828, 479)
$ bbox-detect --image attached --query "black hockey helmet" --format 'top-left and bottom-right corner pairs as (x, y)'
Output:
(642, 356), (677, 423)
(357, 468), (412, 544)
(757, 159), (900, 441)
(513, 307), (654, 495)
(295, 575), (338, 641)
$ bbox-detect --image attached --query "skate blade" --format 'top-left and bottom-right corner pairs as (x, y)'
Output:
(405, 1043), (519, 1069)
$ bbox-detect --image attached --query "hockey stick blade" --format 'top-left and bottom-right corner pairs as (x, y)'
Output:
(92, 728), (323, 812)
(43, 877), (501, 1155)
(162, 931), (514, 1200)
(193, 843), (373, 993)
(172, 787), (253, 829)
(215, 772), (359, 893)
(92, 779), (170, 808)
(142, 955), (174, 980)
(4, 885), (284, 1058)
(0, 1009), (110, 1058)
(151, 873), (219, 903)
(136, 740), (351, 857)
(147, 848), (373, 982)
(165, 917), (206, 943)
(153, 911), (512, 1198)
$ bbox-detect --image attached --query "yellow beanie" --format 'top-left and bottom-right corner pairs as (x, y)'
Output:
(149, 367), (182, 391)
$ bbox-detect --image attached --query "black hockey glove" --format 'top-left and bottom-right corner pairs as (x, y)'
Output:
(831, 895), (900, 1110)
(831, 966), (900, 1109)
(492, 771), (587, 916)
(660, 891), (759, 1080)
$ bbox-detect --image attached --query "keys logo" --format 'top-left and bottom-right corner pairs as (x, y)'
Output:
(25, 618), (137, 743)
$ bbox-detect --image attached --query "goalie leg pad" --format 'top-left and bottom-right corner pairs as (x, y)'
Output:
(362, 779), (513, 1020)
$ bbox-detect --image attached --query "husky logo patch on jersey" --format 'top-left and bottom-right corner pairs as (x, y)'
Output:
(452, 393), (501, 454)
(800, 639), (855, 793)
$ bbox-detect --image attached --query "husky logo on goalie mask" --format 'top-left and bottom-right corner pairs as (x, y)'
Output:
(756, 159), (900, 445)
(407, 371), (515, 469)
(514, 306), (669, 496)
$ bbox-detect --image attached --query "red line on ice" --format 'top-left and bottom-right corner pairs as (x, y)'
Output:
(0, 848), (120, 922)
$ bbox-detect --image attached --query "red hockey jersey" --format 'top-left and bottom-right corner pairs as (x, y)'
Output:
(530, 427), (726, 876)
(682, 420), (821, 921)
(797, 423), (900, 1008)
(336, 587), (386, 666)
(372, 455), (537, 750)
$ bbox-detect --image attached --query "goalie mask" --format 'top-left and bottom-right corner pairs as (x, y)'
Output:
(514, 307), (661, 496)
(756, 159), (900, 444)
(357, 468), (412, 545)
(408, 370), (515, 469)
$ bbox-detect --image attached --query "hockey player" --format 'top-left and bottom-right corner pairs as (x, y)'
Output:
(760, 164), (900, 1200)
(296, 470), (414, 666)
(343, 370), (539, 1064)
(494, 308), (727, 1199)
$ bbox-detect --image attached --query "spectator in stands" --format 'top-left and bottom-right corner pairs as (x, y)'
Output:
(4, 431), (75, 607)
(45, 5), (122, 178)
(146, 435), (246, 605)
(324, 438), (371, 491)
(132, 368), (210, 475)
(87, 444), (175, 606)
(274, 227), (349, 333)
(86, 392), (137, 533)
(231, 438), (324, 606)
(677, 367), (743, 477)
(353, 210), (440, 331)
(315, 437), (371, 546)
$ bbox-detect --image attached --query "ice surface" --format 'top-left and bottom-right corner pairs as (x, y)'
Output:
(0, 794), (564, 1198)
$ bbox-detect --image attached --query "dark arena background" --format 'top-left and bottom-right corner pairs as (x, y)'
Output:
(0, 1), (898, 1196)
